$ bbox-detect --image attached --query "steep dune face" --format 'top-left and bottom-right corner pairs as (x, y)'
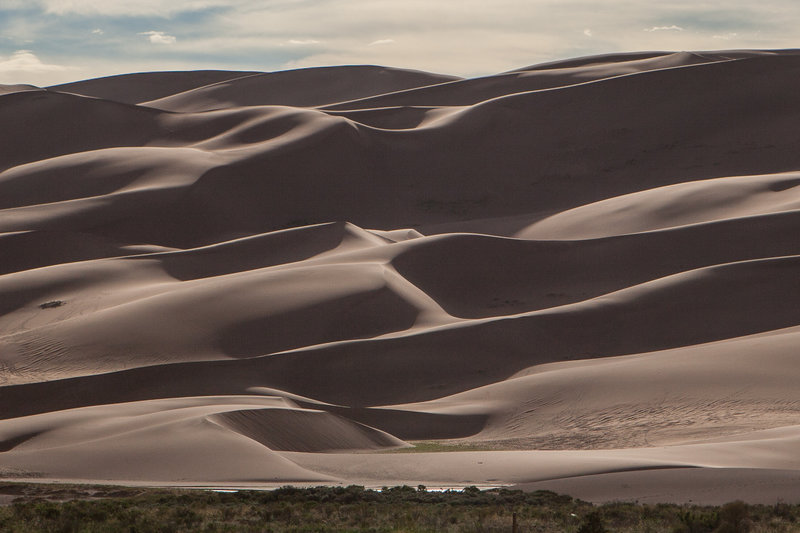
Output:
(520, 171), (800, 239)
(145, 65), (461, 111)
(321, 51), (735, 111)
(48, 71), (258, 105)
(0, 396), (341, 482)
(2, 50), (800, 495)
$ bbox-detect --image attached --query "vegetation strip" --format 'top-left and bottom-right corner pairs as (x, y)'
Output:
(1, 482), (797, 532)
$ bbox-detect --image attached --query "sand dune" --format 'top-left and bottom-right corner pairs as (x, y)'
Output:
(394, 325), (800, 449)
(1, 49), (800, 501)
(517, 468), (800, 505)
(145, 65), (460, 112)
(0, 92), (166, 171)
(321, 51), (757, 112)
(282, 423), (800, 487)
(521, 171), (800, 239)
(0, 84), (40, 96)
(0, 396), (340, 482)
(48, 71), (257, 105)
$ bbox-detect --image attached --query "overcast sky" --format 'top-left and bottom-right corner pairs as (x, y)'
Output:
(1, 0), (798, 85)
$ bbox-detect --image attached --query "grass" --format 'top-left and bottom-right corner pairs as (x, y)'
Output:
(384, 441), (496, 453)
(1, 482), (799, 532)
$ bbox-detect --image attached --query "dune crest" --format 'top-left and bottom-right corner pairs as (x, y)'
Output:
(2, 49), (800, 501)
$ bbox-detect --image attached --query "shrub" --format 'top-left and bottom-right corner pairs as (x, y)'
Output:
(716, 500), (750, 532)
(578, 511), (608, 533)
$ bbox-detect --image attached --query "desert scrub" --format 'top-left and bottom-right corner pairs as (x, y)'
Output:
(2, 483), (800, 532)
(383, 441), (495, 453)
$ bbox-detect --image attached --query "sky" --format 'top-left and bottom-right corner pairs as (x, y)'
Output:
(1, 0), (798, 85)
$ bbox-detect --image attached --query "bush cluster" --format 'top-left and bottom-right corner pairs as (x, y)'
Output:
(0, 483), (798, 532)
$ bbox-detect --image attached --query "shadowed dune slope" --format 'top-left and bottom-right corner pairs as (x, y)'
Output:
(0, 396), (342, 482)
(6, 52), (800, 243)
(2, 49), (800, 491)
(144, 65), (461, 112)
(520, 171), (800, 240)
(3, 254), (799, 407)
(392, 208), (800, 318)
(0, 92), (166, 170)
(0, 261), (423, 382)
(320, 51), (740, 111)
(0, 230), (168, 275)
(48, 71), (258, 105)
(0, 84), (41, 95)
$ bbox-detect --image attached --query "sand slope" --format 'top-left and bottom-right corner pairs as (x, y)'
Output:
(48, 71), (258, 105)
(2, 50), (800, 500)
(145, 65), (460, 112)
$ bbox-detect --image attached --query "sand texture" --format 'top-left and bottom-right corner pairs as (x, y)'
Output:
(2, 50), (800, 503)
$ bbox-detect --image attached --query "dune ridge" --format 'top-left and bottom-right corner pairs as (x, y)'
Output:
(1, 49), (799, 502)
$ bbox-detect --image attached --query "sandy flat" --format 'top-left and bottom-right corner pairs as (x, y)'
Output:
(2, 49), (800, 501)
(516, 468), (800, 505)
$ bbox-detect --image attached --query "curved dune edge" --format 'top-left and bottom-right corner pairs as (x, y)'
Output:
(283, 423), (800, 485)
(516, 468), (800, 505)
(2, 50), (800, 496)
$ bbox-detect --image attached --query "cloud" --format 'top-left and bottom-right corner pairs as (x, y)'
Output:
(3, 0), (800, 84)
(139, 31), (177, 44)
(644, 25), (684, 32)
(0, 49), (71, 84)
(0, 50), (67, 73)
(38, 0), (242, 17)
(0, 0), (31, 8)
(91, 28), (104, 35)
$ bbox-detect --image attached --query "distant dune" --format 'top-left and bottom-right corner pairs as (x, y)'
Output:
(2, 50), (800, 503)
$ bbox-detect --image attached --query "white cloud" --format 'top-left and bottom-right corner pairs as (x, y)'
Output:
(0, 50), (71, 84)
(368, 39), (395, 46)
(139, 31), (177, 45)
(91, 28), (104, 35)
(713, 32), (738, 40)
(644, 25), (684, 32)
(583, 28), (593, 37)
(286, 39), (320, 45)
(0, 50), (67, 73)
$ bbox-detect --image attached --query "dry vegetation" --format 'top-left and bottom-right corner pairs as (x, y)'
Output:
(1, 483), (798, 532)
